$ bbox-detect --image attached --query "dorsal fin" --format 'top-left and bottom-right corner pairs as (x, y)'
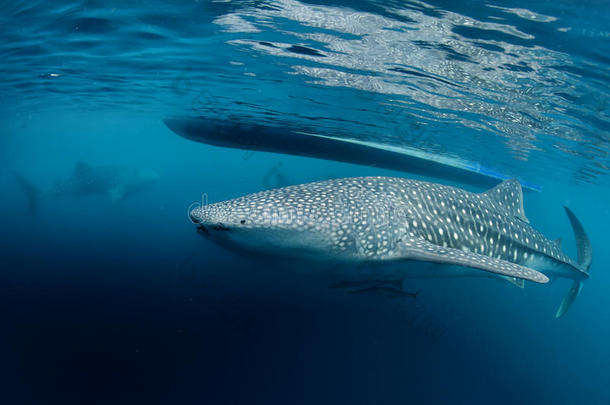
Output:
(483, 179), (529, 223)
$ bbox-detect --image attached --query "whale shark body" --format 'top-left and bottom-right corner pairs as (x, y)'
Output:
(14, 161), (159, 213)
(190, 176), (591, 317)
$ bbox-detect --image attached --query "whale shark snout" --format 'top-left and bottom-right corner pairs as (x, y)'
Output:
(189, 211), (202, 224)
(189, 201), (327, 257)
(189, 205), (232, 228)
(190, 205), (240, 245)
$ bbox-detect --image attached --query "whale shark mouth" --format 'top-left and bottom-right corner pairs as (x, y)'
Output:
(195, 223), (231, 237)
(196, 225), (209, 236)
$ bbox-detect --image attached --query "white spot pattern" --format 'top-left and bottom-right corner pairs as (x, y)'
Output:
(190, 176), (574, 282)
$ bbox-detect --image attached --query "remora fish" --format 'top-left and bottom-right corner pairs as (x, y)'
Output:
(13, 160), (159, 213)
(189, 177), (591, 317)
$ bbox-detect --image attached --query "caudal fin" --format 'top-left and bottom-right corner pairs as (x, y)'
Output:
(555, 281), (583, 318)
(555, 207), (592, 318)
(564, 207), (592, 272)
(12, 171), (41, 215)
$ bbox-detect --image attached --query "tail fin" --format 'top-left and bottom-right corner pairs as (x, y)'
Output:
(555, 281), (583, 318)
(555, 207), (592, 318)
(12, 171), (41, 215)
(564, 207), (592, 271)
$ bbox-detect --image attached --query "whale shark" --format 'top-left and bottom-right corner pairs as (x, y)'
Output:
(13, 160), (159, 213)
(189, 176), (592, 317)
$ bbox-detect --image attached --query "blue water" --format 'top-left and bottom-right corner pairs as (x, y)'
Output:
(1, 0), (609, 404)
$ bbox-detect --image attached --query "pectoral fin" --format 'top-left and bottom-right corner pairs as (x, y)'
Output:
(503, 276), (525, 288)
(392, 238), (549, 284)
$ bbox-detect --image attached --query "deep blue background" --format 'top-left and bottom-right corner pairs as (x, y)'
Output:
(1, 0), (609, 403)
(1, 113), (608, 404)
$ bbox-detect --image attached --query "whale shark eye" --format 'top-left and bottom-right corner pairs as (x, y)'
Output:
(240, 219), (246, 225)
